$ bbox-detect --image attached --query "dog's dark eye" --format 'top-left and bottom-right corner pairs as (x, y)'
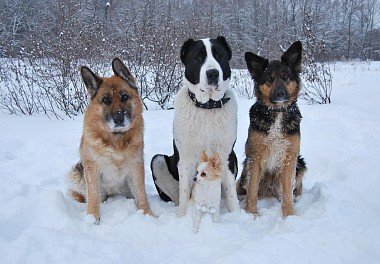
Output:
(213, 51), (221, 61)
(201, 172), (206, 177)
(265, 76), (272, 84)
(282, 74), (289, 81)
(120, 93), (129, 102)
(102, 96), (111, 105)
(194, 56), (203, 63)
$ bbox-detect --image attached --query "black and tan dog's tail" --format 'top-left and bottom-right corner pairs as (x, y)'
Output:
(67, 162), (86, 203)
(294, 155), (307, 197)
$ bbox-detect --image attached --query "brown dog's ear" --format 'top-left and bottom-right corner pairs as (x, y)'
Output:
(80, 66), (102, 99)
(112, 58), (136, 88)
(210, 153), (220, 169)
(180, 38), (195, 64)
(200, 151), (208, 163)
(245, 52), (268, 80)
(281, 41), (302, 73)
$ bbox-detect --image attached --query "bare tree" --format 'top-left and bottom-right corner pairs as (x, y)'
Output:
(0, 0), (378, 116)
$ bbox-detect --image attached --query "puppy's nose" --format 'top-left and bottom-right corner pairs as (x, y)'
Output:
(193, 177), (197, 182)
(206, 69), (219, 85)
(112, 111), (124, 126)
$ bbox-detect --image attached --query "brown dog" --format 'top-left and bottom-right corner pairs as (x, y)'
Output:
(237, 41), (307, 217)
(68, 58), (152, 222)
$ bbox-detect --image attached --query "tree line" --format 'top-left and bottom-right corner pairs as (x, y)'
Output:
(0, 0), (378, 117)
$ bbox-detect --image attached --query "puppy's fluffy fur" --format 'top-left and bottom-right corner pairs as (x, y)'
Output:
(191, 152), (222, 233)
(67, 58), (152, 222)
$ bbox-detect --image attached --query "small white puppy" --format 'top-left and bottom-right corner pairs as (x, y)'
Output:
(191, 151), (222, 233)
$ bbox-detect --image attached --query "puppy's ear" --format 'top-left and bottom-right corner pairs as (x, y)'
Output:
(180, 38), (195, 64)
(112, 58), (136, 88)
(281, 41), (302, 73)
(200, 151), (208, 163)
(245, 52), (268, 80)
(216, 36), (232, 61)
(210, 153), (220, 169)
(80, 66), (102, 99)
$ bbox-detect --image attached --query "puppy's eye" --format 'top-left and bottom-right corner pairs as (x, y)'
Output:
(201, 172), (206, 177)
(282, 75), (289, 81)
(120, 93), (129, 102)
(265, 77), (272, 84)
(102, 96), (111, 105)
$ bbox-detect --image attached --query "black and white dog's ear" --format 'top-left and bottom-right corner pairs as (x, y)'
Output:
(281, 41), (302, 73)
(216, 36), (232, 61)
(180, 38), (195, 64)
(245, 52), (269, 80)
(112, 57), (136, 88)
(80, 66), (102, 98)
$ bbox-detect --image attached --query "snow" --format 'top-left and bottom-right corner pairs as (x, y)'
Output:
(1, 62), (380, 263)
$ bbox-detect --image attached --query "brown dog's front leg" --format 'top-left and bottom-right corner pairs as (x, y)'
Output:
(245, 157), (262, 215)
(279, 154), (298, 217)
(133, 160), (153, 216)
(83, 160), (100, 222)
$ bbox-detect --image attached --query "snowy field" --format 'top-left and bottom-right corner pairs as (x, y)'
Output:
(1, 62), (380, 263)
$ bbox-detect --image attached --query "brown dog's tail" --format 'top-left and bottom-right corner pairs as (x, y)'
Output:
(236, 158), (248, 196)
(68, 162), (86, 203)
(294, 155), (307, 197)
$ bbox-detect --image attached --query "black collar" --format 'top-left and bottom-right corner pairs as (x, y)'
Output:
(188, 90), (230, 109)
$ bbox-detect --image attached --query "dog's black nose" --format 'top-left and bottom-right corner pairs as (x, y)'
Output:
(206, 69), (219, 85)
(193, 177), (197, 182)
(272, 86), (289, 102)
(112, 112), (124, 126)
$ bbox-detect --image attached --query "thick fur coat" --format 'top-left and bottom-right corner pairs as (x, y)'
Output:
(237, 41), (307, 217)
(68, 58), (152, 222)
(151, 37), (240, 216)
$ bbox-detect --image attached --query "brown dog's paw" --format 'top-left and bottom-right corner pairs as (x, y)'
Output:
(143, 209), (156, 218)
(245, 202), (258, 216)
(282, 205), (295, 217)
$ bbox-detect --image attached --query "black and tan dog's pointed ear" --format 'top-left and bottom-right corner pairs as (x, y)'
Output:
(216, 36), (232, 61)
(80, 66), (102, 98)
(281, 41), (302, 73)
(180, 38), (195, 64)
(112, 58), (136, 87)
(245, 52), (268, 80)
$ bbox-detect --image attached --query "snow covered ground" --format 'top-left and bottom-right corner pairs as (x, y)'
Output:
(1, 62), (380, 263)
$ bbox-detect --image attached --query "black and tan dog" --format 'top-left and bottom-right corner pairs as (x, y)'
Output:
(67, 58), (152, 222)
(237, 41), (307, 217)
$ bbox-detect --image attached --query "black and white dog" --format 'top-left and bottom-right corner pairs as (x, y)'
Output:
(151, 36), (240, 216)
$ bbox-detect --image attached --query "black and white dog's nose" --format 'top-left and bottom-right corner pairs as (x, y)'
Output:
(193, 177), (197, 182)
(206, 69), (219, 85)
(112, 111), (124, 126)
